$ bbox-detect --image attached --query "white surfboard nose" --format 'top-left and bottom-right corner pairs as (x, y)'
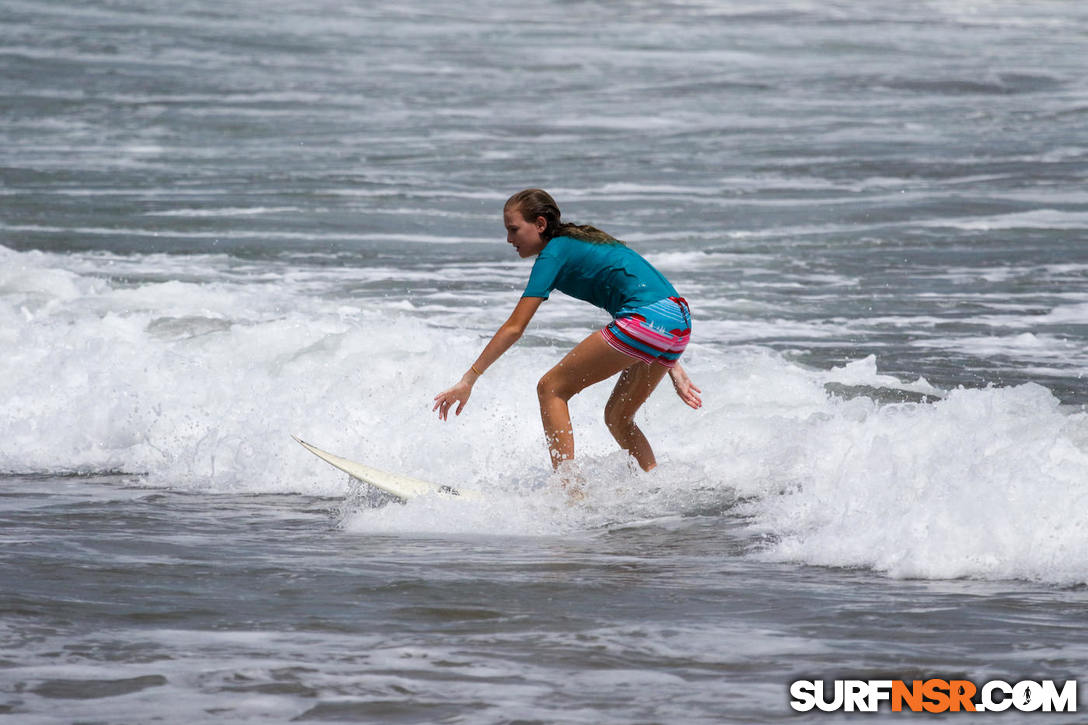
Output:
(292, 435), (479, 501)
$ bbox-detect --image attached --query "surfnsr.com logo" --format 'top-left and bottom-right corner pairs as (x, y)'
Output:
(789, 679), (1077, 713)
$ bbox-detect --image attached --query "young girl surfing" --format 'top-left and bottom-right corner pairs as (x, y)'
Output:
(433, 188), (701, 474)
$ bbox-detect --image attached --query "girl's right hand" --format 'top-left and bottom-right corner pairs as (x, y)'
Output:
(433, 379), (473, 420)
(668, 364), (702, 410)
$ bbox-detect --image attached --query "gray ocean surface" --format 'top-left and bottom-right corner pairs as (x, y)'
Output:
(2, 1), (1087, 722)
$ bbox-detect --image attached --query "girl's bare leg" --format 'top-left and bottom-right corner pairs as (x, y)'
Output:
(603, 362), (668, 471)
(536, 332), (636, 469)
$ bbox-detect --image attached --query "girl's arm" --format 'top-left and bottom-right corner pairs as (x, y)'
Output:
(433, 296), (544, 420)
(668, 362), (702, 409)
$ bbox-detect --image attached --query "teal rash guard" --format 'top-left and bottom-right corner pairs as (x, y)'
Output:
(521, 236), (678, 316)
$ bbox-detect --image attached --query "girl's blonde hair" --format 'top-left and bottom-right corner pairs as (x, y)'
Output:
(504, 188), (625, 245)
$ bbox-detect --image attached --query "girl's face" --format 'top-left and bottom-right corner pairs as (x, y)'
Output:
(504, 207), (548, 258)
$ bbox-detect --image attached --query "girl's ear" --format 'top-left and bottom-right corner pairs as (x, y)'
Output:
(535, 216), (547, 234)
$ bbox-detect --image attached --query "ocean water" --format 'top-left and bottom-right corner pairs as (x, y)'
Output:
(2, 0), (1087, 722)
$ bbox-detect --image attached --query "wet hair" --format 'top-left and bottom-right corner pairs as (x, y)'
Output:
(504, 188), (625, 245)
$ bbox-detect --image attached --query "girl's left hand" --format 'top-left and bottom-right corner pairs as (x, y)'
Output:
(433, 380), (473, 420)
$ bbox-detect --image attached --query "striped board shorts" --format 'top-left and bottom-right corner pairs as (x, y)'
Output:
(600, 296), (691, 368)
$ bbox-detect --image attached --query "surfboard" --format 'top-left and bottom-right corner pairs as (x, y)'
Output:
(292, 435), (476, 501)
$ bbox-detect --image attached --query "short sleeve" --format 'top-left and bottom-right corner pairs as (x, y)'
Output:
(522, 247), (561, 299)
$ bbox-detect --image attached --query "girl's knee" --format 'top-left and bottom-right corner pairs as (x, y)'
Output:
(604, 400), (633, 432)
(538, 371), (568, 401)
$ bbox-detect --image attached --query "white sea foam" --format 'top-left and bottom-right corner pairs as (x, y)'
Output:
(143, 207), (302, 217)
(0, 223), (483, 244)
(640, 250), (776, 271)
(958, 301), (1088, 332)
(1039, 302), (1088, 325)
(919, 210), (1088, 231)
(746, 383), (1088, 585)
(913, 333), (1086, 364)
(3, 245), (1088, 584)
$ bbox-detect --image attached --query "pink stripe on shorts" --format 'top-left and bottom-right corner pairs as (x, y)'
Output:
(600, 296), (691, 368)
